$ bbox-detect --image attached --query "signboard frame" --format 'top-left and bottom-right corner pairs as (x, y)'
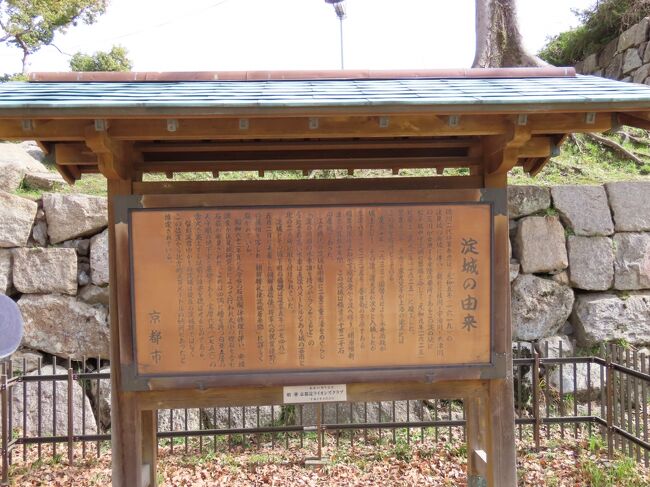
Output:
(115, 188), (506, 392)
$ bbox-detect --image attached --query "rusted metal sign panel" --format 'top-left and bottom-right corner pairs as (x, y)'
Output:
(130, 203), (491, 376)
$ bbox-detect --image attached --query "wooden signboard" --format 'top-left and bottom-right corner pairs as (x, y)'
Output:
(126, 199), (495, 387)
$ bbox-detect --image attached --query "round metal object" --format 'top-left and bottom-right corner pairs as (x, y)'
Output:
(0, 295), (24, 359)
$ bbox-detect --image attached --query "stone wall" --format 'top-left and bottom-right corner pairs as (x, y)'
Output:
(1, 143), (650, 429)
(576, 17), (650, 83)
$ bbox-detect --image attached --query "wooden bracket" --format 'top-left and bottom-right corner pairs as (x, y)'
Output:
(85, 126), (131, 180)
(482, 123), (532, 186)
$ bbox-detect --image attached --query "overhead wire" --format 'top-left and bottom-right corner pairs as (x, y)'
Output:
(59, 0), (235, 56)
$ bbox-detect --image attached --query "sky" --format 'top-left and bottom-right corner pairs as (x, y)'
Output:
(0, 0), (596, 74)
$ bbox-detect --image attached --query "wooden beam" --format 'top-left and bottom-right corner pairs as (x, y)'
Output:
(518, 137), (553, 158)
(136, 138), (478, 153)
(137, 156), (480, 173)
(55, 164), (80, 185)
(54, 143), (98, 166)
(0, 119), (88, 141)
(108, 115), (511, 140)
(529, 112), (612, 134)
(132, 175), (484, 195)
(85, 128), (131, 180)
(0, 112), (617, 142)
(136, 380), (489, 410)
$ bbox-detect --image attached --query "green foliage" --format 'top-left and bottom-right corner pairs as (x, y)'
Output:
(0, 72), (27, 82)
(539, 0), (650, 66)
(0, 0), (108, 72)
(70, 45), (132, 72)
(582, 455), (646, 487)
(587, 434), (605, 453)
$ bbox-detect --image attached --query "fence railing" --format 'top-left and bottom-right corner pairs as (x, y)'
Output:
(2, 344), (649, 484)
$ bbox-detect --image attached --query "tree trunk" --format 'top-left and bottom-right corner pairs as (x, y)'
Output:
(473, 0), (548, 68)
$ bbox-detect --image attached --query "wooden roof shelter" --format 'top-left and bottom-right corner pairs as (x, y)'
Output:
(0, 67), (648, 185)
(2, 67), (650, 487)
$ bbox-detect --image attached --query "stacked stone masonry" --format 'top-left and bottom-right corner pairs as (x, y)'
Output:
(576, 17), (650, 84)
(1, 143), (649, 431)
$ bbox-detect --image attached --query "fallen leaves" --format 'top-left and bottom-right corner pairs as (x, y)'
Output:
(6, 433), (650, 486)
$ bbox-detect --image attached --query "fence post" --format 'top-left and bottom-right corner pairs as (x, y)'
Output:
(67, 365), (74, 466)
(532, 349), (541, 450)
(1, 369), (8, 486)
(606, 345), (614, 459)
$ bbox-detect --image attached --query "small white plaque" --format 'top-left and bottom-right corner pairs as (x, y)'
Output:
(283, 384), (347, 404)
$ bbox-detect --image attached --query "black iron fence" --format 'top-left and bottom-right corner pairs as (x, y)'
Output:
(1, 344), (649, 484)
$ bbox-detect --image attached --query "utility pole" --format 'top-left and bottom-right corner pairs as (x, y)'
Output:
(325, 0), (346, 69)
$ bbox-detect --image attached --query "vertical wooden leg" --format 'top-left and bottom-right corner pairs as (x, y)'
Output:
(487, 378), (517, 487)
(466, 394), (488, 486)
(111, 391), (143, 486)
(107, 178), (139, 486)
(141, 410), (158, 487)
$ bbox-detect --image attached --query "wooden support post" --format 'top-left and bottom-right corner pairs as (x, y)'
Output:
(481, 163), (517, 486)
(466, 392), (489, 486)
(108, 178), (156, 486)
(141, 410), (158, 487)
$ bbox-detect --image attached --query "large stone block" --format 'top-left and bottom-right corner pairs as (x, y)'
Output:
(158, 409), (204, 432)
(0, 191), (38, 248)
(605, 53), (624, 79)
(633, 63), (650, 84)
(298, 400), (431, 426)
(635, 18), (650, 46)
(613, 232), (650, 290)
(23, 172), (66, 191)
(511, 274), (575, 341)
(0, 162), (25, 192)
(0, 143), (48, 192)
(572, 292), (650, 347)
(538, 334), (573, 358)
(514, 216), (568, 274)
(582, 53), (599, 74)
(567, 236), (614, 291)
(507, 186), (550, 219)
(599, 38), (619, 69)
(606, 181), (650, 231)
(90, 229), (109, 286)
(0, 142), (46, 172)
(619, 22), (642, 51)
(549, 361), (604, 397)
(7, 365), (97, 436)
(9, 349), (43, 374)
(18, 294), (110, 360)
(42, 193), (108, 244)
(12, 247), (77, 295)
(551, 186), (614, 236)
(0, 249), (13, 295)
(623, 49), (643, 75)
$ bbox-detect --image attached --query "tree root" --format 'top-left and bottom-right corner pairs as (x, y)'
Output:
(584, 132), (648, 167)
(569, 133), (585, 154)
